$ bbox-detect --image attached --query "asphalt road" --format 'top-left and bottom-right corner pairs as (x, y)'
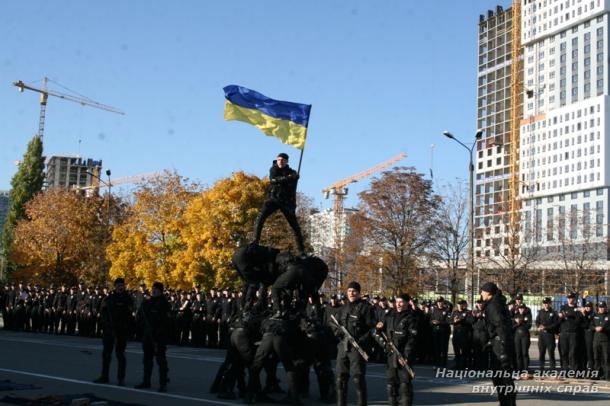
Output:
(0, 330), (609, 405)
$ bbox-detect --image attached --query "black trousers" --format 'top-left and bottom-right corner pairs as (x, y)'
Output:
(560, 332), (578, 371)
(253, 200), (304, 252)
(249, 333), (297, 400)
(593, 335), (610, 380)
(514, 331), (530, 371)
(538, 331), (556, 369)
(452, 330), (471, 370)
(432, 326), (449, 367)
(101, 330), (128, 381)
(142, 337), (168, 386)
(386, 364), (413, 406)
(336, 346), (367, 406)
(490, 347), (516, 406)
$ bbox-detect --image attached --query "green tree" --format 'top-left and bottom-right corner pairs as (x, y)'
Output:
(1, 136), (45, 280)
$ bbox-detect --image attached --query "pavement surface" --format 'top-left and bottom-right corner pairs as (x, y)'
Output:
(0, 330), (609, 405)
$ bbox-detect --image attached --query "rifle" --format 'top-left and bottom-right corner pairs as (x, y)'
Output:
(381, 331), (415, 379)
(330, 314), (369, 362)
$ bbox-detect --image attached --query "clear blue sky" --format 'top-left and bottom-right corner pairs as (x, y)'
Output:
(0, 0), (509, 208)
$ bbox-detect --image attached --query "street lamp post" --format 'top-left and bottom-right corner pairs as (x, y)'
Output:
(86, 169), (112, 224)
(443, 130), (483, 304)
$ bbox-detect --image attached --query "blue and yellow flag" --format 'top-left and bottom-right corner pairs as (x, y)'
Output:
(223, 85), (311, 150)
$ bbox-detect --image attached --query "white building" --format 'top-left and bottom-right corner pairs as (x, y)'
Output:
(520, 0), (609, 258)
(308, 207), (358, 256)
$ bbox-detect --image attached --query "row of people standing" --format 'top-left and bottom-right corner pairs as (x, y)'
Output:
(0, 282), (243, 349)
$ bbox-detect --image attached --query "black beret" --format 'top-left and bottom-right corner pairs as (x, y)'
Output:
(114, 278), (125, 285)
(152, 282), (164, 291)
(542, 297), (552, 304)
(514, 294), (523, 300)
(567, 292), (576, 299)
(346, 281), (361, 292)
(458, 299), (467, 305)
(597, 301), (607, 308)
(480, 282), (498, 294)
(398, 293), (410, 302)
(277, 152), (289, 160)
(436, 296), (445, 303)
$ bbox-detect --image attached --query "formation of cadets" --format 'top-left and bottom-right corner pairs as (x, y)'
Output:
(3, 280), (609, 401)
(0, 281), (242, 349)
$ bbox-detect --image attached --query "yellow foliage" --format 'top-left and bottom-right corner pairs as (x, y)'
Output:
(11, 189), (108, 285)
(107, 172), (198, 289)
(179, 171), (267, 288)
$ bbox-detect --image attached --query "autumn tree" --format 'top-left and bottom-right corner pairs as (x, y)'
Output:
(426, 181), (469, 304)
(1, 136), (45, 280)
(10, 188), (114, 285)
(107, 172), (199, 289)
(177, 171), (268, 288)
(344, 167), (440, 294)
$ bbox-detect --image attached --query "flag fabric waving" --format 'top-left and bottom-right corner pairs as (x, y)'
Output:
(223, 85), (311, 150)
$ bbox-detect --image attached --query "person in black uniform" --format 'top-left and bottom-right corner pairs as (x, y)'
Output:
(512, 303), (532, 373)
(94, 278), (134, 386)
(331, 281), (374, 406)
(374, 293), (417, 406)
(580, 302), (595, 371)
(191, 292), (207, 347)
(535, 297), (559, 371)
(207, 288), (221, 348)
(220, 288), (234, 349)
(52, 285), (68, 334)
(66, 287), (78, 335)
(451, 300), (473, 370)
(135, 281), (171, 392)
(430, 297), (450, 368)
(480, 282), (516, 406)
(559, 292), (580, 371)
(591, 301), (610, 380)
(471, 299), (489, 370)
(252, 153), (305, 256)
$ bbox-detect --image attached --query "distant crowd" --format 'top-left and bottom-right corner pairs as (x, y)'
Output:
(1, 281), (608, 382)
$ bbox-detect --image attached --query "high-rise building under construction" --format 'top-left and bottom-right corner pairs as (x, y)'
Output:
(475, 1), (609, 293)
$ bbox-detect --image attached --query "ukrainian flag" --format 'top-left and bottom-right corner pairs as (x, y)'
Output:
(223, 85), (311, 150)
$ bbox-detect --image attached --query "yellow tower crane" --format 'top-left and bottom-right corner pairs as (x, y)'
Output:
(322, 152), (407, 289)
(509, 0), (524, 246)
(13, 77), (124, 140)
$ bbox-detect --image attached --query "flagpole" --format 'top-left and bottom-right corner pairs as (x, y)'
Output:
(296, 105), (311, 176)
(297, 145), (305, 176)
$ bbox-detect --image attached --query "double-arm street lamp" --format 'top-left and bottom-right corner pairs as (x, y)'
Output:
(86, 169), (112, 223)
(443, 130), (483, 304)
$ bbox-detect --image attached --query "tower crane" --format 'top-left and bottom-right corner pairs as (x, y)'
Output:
(75, 172), (166, 193)
(322, 152), (407, 289)
(13, 77), (124, 140)
(322, 152), (407, 222)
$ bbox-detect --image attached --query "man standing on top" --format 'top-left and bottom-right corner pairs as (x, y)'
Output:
(252, 153), (305, 257)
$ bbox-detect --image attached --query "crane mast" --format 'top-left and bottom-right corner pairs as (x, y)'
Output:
(509, 0), (523, 248)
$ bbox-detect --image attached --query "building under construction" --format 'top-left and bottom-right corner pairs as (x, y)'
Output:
(475, 1), (610, 295)
(45, 155), (102, 190)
